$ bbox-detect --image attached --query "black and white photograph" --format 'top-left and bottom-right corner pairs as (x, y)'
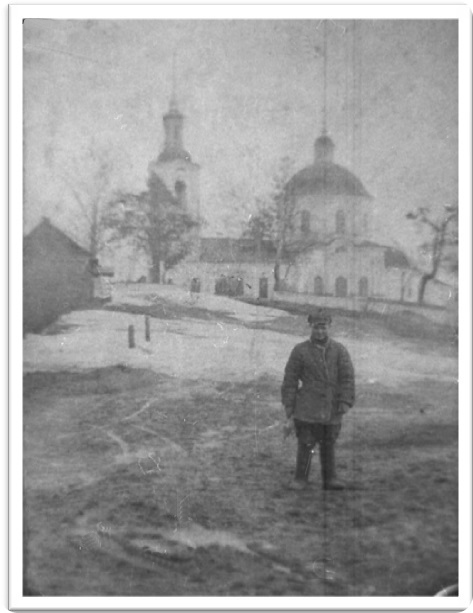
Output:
(10, 4), (471, 609)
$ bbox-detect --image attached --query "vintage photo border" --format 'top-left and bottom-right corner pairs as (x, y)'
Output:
(9, 3), (472, 611)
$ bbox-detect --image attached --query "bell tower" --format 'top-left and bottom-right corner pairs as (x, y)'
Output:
(148, 55), (201, 224)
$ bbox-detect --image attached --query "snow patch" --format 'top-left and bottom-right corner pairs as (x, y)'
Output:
(23, 286), (457, 388)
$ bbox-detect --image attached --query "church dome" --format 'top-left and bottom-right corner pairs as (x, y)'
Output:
(287, 163), (371, 198)
(286, 134), (372, 199)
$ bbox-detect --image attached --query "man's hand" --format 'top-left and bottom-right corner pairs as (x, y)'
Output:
(283, 416), (295, 439)
(338, 402), (350, 414)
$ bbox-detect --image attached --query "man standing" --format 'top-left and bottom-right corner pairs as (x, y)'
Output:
(281, 308), (355, 490)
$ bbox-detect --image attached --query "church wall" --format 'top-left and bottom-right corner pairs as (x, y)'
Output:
(283, 250), (325, 294)
(352, 247), (386, 298)
(293, 194), (331, 240)
(284, 243), (410, 301)
(351, 197), (373, 239)
(381, 269), (407, 301)
(292, 193), (370, 243)
(325, 248), (353, 295)
(167, 260), (277, 298)
(306, 245), (380, 298)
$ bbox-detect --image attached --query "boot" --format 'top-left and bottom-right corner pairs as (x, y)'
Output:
(320, 442), (345, 490)
(289, 442), (313, 489)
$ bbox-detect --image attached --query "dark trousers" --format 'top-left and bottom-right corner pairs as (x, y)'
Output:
(294, 420), (341, 447)
(294, 420), (342, 482)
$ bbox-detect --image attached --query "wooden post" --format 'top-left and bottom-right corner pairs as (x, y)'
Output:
(128, 324), (135, 348)
(145, 316), (150, 342)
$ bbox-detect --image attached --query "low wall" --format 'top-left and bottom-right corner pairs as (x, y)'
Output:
(109, 282), (457, 329)
(273, 291), (457, 327)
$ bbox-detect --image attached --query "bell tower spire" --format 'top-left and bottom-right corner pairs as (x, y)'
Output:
(314, 21), (334, 163)
(322, 19), (328, 136)
(158, 52), (191, 163)
(170, 50), (178, 111)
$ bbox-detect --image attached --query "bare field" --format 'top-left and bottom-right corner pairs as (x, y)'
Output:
(23, 290), (458, 596)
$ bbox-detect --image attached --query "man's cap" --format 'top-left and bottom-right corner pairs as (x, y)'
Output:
(307, 308), (332, 324)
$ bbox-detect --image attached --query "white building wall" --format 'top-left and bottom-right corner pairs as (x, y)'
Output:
(292, 193), (370, 243)
(168, 260), (278, 299)
(284, 249), (325, 293)
(101, 240), (150, 283)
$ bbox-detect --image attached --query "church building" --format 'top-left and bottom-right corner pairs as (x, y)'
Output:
(277, 131), (413, 302)
(107, 88), (451, 309)
(165, 112), (417, 305)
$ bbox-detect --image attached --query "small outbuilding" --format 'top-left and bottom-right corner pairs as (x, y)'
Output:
(23, 218), (94, 333)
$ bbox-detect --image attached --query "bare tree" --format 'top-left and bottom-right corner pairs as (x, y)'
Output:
(105, 172), (199, 283)
(59, 146), (116, 258)
(406, 203), (458, 304)
(242, 157), (326, 291)
(241, 197), (275, 260)
(241, 157), (297, 291)
(273, 164), (298, 291)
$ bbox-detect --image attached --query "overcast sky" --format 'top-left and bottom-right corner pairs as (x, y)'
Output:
(23, 18), (458, 259)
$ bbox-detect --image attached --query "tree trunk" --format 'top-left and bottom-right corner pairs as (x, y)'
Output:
(417, 273), (433, 304)
(274, 260), (280, 292)
(89, 200), (100, 258)
(150, 256), (161, 284)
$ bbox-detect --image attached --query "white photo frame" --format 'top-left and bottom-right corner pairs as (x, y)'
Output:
(10, 4), (472, 611)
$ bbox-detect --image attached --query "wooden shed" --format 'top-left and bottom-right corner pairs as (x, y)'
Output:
(23, 218), (94, 333)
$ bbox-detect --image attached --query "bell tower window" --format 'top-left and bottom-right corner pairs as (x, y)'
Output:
(359, 276), (368, 297)
(301, 210), (310, 233)
(336, 210), (346, 234)
(175, 180), (187, 206)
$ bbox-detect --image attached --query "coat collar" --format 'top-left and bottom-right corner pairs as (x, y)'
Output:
(309, 337), (332, 351)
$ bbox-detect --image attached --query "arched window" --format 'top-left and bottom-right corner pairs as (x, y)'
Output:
(314, 276), (324, 296)
(336, 210), (346, 234)
(335, 276), (348, 297)
(175, 180), (186, 195)
(259, 276), (268, 299)
(359, 276), (369, 297)
(301, 210), (310, 233)
(175, 180), (187, 205)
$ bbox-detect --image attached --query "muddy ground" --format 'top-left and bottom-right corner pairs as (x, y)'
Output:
(23, 296), (458, 596)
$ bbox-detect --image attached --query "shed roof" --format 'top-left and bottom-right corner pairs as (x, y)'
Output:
(24, 217), (91, 257)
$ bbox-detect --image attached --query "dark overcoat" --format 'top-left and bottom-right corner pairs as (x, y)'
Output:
(281, 338), (355, 425)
